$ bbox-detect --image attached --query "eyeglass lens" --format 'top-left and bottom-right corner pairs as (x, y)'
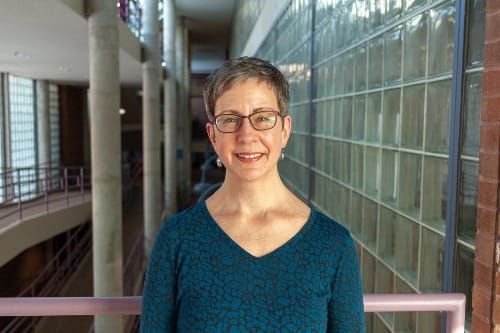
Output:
(215, 111), (279, 133)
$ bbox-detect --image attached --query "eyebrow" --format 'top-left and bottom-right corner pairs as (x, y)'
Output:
(217, 107), (278, 115)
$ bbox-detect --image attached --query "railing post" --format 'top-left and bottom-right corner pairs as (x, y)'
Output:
(80, 167), (85, 200)
(64, 168), (69, 206)
(45, 167), (50, 212)
(17, 169), (22, 220)
(446, 295), (466, 333)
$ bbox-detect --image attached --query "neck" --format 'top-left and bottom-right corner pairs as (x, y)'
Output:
(209, 171), (290, 216)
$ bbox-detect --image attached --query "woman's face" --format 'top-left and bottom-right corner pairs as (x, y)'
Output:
(206, 78), (291, 183)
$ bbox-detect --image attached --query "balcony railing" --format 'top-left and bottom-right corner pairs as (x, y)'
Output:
(0, 294), (466, 332)
(0, 161), (142, 223)
(0, 166), (91, 222)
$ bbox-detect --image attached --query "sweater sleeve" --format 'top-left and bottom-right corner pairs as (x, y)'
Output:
(327, 235), (366, 333)
(140, 223), (178, 332)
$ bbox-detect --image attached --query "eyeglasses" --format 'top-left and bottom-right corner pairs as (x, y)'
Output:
(213, 111), (282, 133)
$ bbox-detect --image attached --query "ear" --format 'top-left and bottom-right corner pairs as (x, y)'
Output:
(281, 115), (292, 148)
(206, 122), (217, 146)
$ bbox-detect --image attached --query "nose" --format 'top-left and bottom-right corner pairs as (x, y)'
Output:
(236, 117), (257, 141)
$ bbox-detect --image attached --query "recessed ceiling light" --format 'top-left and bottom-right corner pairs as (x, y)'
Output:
(14, 51), (31, 59)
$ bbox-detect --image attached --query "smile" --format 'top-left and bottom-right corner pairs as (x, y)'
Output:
(235, 153), (263, 160)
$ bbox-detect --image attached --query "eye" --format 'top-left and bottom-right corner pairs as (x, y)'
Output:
(222, 116), (237, 123)
(218, 115), (239, 125)
(253, 112), (276, 123)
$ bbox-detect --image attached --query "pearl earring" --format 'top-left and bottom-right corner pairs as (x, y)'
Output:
(216, 156), (222, 168)
(280, 152), (285, 160)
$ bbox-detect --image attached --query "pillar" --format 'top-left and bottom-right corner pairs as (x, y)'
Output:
(142, 0), (161, 258)
(87, 0), (123, 332)
(163, 0), (177, 217)
(182, 26), (192, 207)
(175, 17), (186, 207)
(471, 2), (500, 333)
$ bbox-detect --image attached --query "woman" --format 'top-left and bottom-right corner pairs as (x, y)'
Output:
(140, 57), (365, 332)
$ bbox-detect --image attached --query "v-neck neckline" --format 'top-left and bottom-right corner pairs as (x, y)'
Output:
(201, 201), (314, 260)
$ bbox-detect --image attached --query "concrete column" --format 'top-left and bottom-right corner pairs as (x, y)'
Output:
(182, 26), (192, 206)
(142, 0), (161, 258)
(163, 0), (177, 216)
(175, 17), (186, 207)
(36, 80), (50, 167)
(87, 1), (123, 332)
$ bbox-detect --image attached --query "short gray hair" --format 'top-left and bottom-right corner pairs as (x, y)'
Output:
(203, 56), (289, 122)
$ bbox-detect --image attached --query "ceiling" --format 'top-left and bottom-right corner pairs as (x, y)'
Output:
(0, 0), (235, 86)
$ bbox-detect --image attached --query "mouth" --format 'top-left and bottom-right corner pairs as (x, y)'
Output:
(234, 152), (264, 162)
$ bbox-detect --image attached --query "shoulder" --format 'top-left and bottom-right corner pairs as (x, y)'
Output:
(153, 202), (209, 248)
(310, 209), (352, 244)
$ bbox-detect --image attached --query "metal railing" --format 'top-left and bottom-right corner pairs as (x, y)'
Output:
(0, 166), (91, 221)
(0, 162), (142, 223)
(0, 222), (91, 333)
(0, 161), (145, 332)
(0, 294), (466, 332)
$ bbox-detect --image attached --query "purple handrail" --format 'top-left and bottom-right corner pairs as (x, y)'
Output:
(0, 294), (466, 332)
(364, 293), (466, 333)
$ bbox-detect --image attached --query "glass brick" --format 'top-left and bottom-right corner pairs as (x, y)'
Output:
(332, 98), (343, 137)
(365, 146), (380, 198)
(344, 51), (354, 93)
(362, 197), (378, 251)
(353, 95), (366, 141)
(428, 2), (455, 76)
(398, 152), (422, 219)
(352, 144), (364, 190)
(351, 192), (364, 238)
(381, 149), (398, 206)
(374, 315), (392, 333)
(426, 79), (451, 153)
(368, 0), (384, 31)
(340, 142), (352, 184)
(461, 72), (483, 157)
(378, 206), (397, 267)
(417, 312), (442, 333)
(457, 160), (478, 245)
(395, 215), (419, 287)
(341, 97), (353, 139)
(362, 247), (376, 293)
(382, 88), (401, 146)
(403, 13), (428, 81)
(314, 137), (325, 172)
(421, 156), (448, 232)
(420, 228), (444, 292)
(368, 36), (384, 88)
(376, 260), (395, 325)
(404, 0), (427, 13)
(401, 84), (425, 149)
(355, 45), (368, 91)
(454, 244), (474, 331)
(366, 92), (382, 143)
(384, 25), (403, 84)
(466, 0), (486, 68)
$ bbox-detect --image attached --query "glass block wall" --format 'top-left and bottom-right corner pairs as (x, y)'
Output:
(232, 0), (485, 331)
(8, 75), (36, 200)
(49, 84), (60, 188)
(230, 0), (267, 58)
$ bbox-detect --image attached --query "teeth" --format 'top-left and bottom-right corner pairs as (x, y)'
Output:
(237, 153), (261, 159)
